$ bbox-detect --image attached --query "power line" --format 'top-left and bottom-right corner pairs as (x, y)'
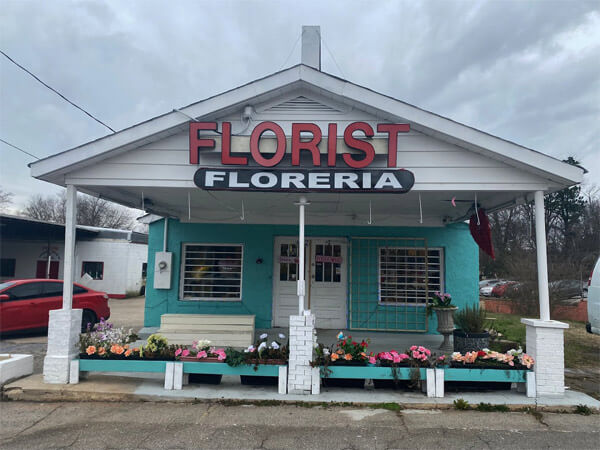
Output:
(278, 32), (302, 72)
(320, 33), (347, 79)
(0, 50), (116, 133)
(0, 137), (40, 160)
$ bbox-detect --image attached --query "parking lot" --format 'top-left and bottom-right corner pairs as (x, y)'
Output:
(0, 296), (145, 374)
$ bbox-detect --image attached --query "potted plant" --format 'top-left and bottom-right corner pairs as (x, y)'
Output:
(233, 333), (288, 386)
(429, 291), (458, 352)
(175, 340), (227, 363)
(313, 332), (372, 388)
(453, 304), (490, 353)
(373, 346), (431, 390)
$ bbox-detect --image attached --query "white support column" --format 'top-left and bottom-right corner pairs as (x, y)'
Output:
(295, 197), (310, 315)
(534, 190), (550, 321)
(43, 184), (83, 384)
(521, 190), (569, 397)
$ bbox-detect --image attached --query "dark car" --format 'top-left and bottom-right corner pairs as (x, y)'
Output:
(0, 279), (110, 333)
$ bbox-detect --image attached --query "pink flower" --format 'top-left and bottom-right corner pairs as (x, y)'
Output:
(410, 345), (417, 351)
(175, 348), (182, 357)
(411, 351), (419, 359)
(196, 350), (207, 359)
(393, 354), (402, 363)
(182, 349), (190, 357)
(399, 353), (409, 360)
(438, 355), (446, 361)
(424, 348), (431, 356)
(213, 349), (226, 361)
(368, 356), (376, 364)
(418, 346), (426, 352)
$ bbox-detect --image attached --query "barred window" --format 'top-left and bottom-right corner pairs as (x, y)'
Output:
(180, 244), (243, 301)
(379, 247), (443, 305)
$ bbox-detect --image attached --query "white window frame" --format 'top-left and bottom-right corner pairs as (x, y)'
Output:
(179, 242), (243, 302)
(377, 246), (444, 307)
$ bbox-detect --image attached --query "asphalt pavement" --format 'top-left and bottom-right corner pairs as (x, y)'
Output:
(0, 401), (599, 449)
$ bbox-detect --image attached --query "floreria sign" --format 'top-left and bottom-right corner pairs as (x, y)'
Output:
(194, 168), (414, 193)
(190, 121), (415, 193)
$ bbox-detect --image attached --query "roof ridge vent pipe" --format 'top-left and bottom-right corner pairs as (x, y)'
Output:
(301, 25), (321, 71)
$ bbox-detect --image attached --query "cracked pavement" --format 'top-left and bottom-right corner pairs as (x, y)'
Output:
(0, 402), (598, 449)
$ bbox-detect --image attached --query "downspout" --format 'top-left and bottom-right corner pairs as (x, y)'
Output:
(163, 217), (168, 252)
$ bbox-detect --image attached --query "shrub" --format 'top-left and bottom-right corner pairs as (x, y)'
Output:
(453, 398), (470, 410)
(454, 305), (489, 333)
(574, 404), (592, 416)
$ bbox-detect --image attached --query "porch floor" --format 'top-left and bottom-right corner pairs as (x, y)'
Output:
(259, 328), (445, 354)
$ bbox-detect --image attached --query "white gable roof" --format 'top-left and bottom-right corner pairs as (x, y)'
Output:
(30, 64), (583, 187)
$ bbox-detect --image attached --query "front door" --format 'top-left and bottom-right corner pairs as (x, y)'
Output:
(36, 260), (59, 279)
(273, 237), (347, 328)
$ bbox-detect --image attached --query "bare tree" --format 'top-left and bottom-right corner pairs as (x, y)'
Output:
(22, 191), (135, 229)
(0, 188), (14, 212)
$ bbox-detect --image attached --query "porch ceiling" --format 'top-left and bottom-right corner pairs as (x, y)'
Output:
(86, 185), (528, 226)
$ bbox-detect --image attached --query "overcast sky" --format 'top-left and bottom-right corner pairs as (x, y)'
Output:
(1, 0), (598, 212)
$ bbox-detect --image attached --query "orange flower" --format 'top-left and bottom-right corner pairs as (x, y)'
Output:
(336, 349), (344, 355)
(360, 352), (366, 358)
(110, 345), (125, 355)
(331, 353), (339, 361)
(124, 349), (133, 357)
(344, 354), (353, 361)
(124, 344), (129, 350)
(85, 346), (96, 355)
(98, 347), (106, 356)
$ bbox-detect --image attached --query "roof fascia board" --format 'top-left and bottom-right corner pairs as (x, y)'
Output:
(298, 66), (583, 185)
(30, 66), (303, 180)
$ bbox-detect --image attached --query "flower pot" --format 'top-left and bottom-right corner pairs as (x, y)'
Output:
(321, 378), (365, 389)
(240, 375), (279, 386)
(189, 374), (223, 385)
(433, 306), (458, 352)
(453, 329), (490, 353)
(179, 356), (224, 363)
(245, 359), (287, 365)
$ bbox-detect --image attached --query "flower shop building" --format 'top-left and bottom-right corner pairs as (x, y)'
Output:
(30, 27), (583, 395)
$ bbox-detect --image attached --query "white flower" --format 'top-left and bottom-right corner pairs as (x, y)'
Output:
(270, 341), (280, 350)
(278, 333), (286, 339)
(481, 348), (490, 353)
(195, 339), (211, 349)
(259, 333), (268, 340)
(245, 345), (255, 353)
(323, 348), (330, 356)
(258, 342), (267, 352)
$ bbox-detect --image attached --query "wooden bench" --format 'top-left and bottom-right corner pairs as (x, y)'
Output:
(157, 314), (255, 348)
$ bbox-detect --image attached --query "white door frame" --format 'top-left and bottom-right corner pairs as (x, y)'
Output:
(272, 236), (348, 328)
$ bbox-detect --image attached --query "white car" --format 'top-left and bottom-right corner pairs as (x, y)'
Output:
(587, 256), (600, 335)
(479, 279), (503, 297)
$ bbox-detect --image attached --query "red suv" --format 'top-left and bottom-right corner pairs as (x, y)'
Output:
(0, 279), (110, 333)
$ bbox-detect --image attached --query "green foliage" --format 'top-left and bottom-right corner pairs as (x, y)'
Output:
(476, 402), (509, 412)
(453, 398), (470, 410)
(146, 334), (169, 353)
(225, 348), (246, 367)
(454, 304), (489, 333)
(574, 404), (592, 416)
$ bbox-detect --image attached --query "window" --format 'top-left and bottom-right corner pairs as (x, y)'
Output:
(6, 282), (44, 301)
(379, 247), (443, 305)
(314, 243), (342, 283)
(42, 281), (63, 297)
(279, 243), (298, 281)
(180, 244), (243, 301)
(141, 263), (148, 279)
(1, 258), (16, 277)
(82, 261), (104, 280)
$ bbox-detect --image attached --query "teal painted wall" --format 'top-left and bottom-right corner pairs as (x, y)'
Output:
(145, 219), (479, 333)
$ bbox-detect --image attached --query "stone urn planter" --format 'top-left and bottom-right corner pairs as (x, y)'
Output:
(453, 329), (490, 353)
(433, 306), (458, 353)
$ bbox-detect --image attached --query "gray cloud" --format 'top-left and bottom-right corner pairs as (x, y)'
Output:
(1, 0), (598, 210)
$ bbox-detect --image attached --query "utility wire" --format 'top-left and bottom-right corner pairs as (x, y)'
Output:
(320, 33), (347, 79)
(0, 137), (40, 160)
(278, 32), (302, 72)
(0, 50), (116, 133)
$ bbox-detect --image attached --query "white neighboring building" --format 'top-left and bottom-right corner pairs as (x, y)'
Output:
(0, 214), (148, 298)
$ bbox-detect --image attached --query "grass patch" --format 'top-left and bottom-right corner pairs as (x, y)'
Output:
(574, 404), (592, 416)
(453, 398), (470, 410)
(486, 312), (600, 370)
(476, 402), (510, 412)
(369, 402), (403, 411)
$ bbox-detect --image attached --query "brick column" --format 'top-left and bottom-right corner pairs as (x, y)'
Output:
(521, 318), (569, 396)
(287, 314), (317, 394)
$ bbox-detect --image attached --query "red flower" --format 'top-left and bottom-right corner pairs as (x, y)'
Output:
(477, 351), (486, 357)
(352, 341), (357, 346)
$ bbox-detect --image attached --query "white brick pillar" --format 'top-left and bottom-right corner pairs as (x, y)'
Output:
(521, 319), (569, 396)
(287, 313), (317, 394)
(43, 184), (82, 384)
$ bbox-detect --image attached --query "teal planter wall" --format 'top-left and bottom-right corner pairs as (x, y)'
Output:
(145, 219), (478, 332)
